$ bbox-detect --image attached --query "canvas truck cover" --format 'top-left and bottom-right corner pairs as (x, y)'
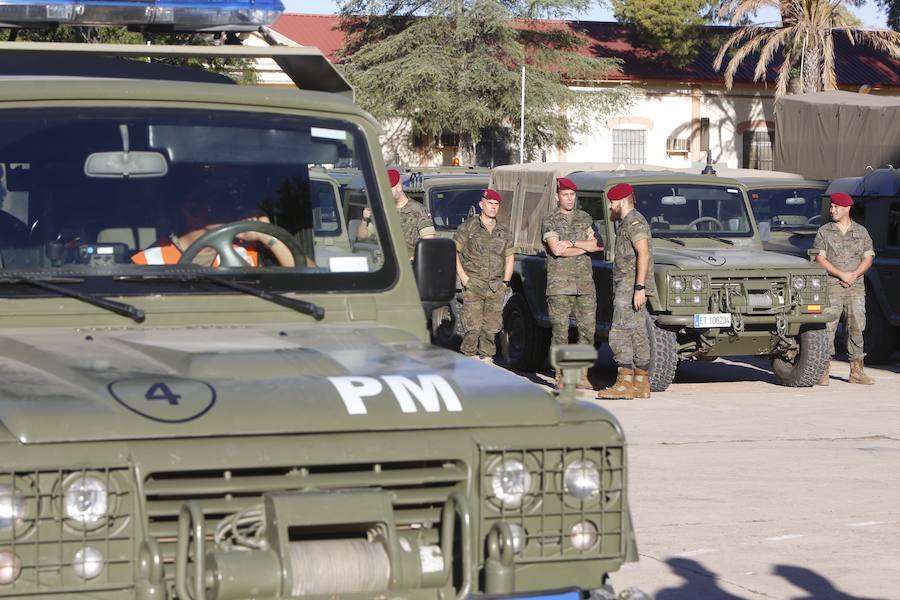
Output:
(490, 162), (673, 255)
(775, 91), (900, 180)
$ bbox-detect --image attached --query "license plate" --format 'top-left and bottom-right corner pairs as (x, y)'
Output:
(693, 313), (732, 328)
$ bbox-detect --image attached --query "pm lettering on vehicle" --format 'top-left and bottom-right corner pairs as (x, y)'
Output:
(329, 375), (462, 415)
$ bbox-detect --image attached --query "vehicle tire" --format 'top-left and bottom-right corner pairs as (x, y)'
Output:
(647, 317), (677, 392)
(502, 293), (550, 371)
(863, 294), (896, 365)
(771, 326), (829, 387)
(431, 296), (463, 351)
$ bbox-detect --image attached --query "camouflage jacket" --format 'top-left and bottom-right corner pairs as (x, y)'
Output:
(454, 214), (514, 291)
(398, 199), (436, 256)
(813, 221), (875, 292)
(613, 209), (656, 296)
(541, 208), (596, 296)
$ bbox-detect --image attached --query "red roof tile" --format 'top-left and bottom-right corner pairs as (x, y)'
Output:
(270, 14), (900, 87)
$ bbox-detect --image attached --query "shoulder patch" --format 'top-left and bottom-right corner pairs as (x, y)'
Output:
(630, 220), (641, 226)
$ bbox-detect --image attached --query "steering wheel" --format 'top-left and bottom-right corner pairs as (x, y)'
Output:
(178, 221), (307, 267)
(806, 215), (823, 226)
(687, 216), (724, 231)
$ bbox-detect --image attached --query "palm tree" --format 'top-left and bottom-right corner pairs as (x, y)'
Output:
(714, 0), (900, 95)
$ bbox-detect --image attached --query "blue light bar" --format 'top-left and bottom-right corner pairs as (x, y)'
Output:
(0, 0), (284, 30)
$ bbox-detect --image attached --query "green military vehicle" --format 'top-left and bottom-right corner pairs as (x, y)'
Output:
(824, 168), (900, 363)
(740, 178), (828, 256)
(0, 42), (637, 600)
(491, 163), (832, 389)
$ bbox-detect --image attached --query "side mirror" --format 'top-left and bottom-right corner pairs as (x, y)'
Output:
(414, 237), (456, 312)
(807, 248), (821, 263)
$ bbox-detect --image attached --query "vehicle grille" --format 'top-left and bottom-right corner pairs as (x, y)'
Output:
(0, 467), (134, 596)
(480, 446), (626, 563)
(710, 278), (788, 313)
(144, 460), (468, 574)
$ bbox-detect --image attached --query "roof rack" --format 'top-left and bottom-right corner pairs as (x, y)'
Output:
(0, 41), (354, 99)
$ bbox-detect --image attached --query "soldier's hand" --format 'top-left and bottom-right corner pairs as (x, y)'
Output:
(362, 207), (372, 221)
(633, 289), (646, 311)
(838, 271), (855, 286)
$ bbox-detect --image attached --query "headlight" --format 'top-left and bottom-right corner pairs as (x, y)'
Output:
(64, 476), (108, 526)
(671, 278), (685, 291)
(490, 460), (532, 508)
(0, 485), (26, 533)
(810, 277), (822, 289)
(690, 277), (703, 292)
(564, 459), (600, 500)
(791, 276), (806, 290)
(570, 520), (599, 550)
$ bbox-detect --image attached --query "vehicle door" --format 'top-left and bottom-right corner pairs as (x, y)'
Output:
(577, 191), (614, 331)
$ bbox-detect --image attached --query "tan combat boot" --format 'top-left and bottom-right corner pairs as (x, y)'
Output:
(576, 368), (593, 391)
(598, 367), (635, 399)
(554, 369), (563, 391)
(849, 359), (874, 385)
(817, 360), (830, 386)
(632, 367), (651, 399)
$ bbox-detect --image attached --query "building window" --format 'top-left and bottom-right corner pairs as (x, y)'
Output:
(742, 130), (774, 170)
(613, 129), (646, 164)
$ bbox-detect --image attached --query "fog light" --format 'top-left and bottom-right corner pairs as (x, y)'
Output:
(570, 520), (599, 550)
(507, 523), (527, 554)
(693, 295), (701, 304)
(0, 551), (22, 585)
(73, 547), (104, 580)
(673, 295), (682, 304)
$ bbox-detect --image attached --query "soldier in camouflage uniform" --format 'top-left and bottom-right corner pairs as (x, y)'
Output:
(813, 191), (875, 385)
(357, 169), (435, 259)
(541, 177), (602, 390)
(598, 183), (656, 400)
(454, 189), (514, 362)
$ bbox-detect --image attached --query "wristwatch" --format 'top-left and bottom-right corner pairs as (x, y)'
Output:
(633, 284), (646, 291)
(570, 239), (577, 247)
(502, 280), (510, 286)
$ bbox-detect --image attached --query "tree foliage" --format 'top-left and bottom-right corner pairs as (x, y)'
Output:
(336, 0), (631, 162)
(610, 0), (719, 67)
(714, 0), (900, 95)
(4, 27), (257, 83)
(876, 0), (899, 30)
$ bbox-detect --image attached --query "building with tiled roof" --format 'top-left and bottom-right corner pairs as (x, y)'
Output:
(263, 14), (900, 169)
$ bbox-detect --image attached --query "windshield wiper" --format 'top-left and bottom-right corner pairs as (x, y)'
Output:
(652, 234), (686, 246)
(0, 276), (145, 323)
(114, 274), (325, 321)
(694, 235), (735, 246)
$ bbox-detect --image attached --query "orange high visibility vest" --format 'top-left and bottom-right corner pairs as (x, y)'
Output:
(131, 243), (259, 266)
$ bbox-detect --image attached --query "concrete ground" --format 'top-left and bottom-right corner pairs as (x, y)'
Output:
(564, 353), (900, 600)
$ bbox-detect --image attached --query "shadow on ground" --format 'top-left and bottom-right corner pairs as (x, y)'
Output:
(646, 558), (889, 600)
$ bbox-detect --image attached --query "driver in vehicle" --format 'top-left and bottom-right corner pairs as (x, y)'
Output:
(131, 193), (299, 267)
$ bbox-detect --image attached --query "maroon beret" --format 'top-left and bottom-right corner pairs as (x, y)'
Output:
(607, 183), (634, 201)
(830, 192), (854, 207)
(387, 169), (401, 188)
(482, 188), (502, 203)
(557, 177), (577, 192)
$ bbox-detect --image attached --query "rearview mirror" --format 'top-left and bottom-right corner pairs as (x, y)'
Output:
(785, 197), (807, 205)
(84, 151), (168, 178)
(661, 195), (687, 205)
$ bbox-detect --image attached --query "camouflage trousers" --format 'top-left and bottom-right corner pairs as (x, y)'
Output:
(609, 293), (651, 368)
(460, 280), (506, 357)
(547, 293), (597, 347)
(824, 287), (866, 361)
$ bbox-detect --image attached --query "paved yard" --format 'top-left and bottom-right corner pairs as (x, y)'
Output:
(574, 355), (900, 600)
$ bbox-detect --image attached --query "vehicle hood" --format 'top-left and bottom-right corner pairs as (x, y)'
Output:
(0, 325), (559, 444)
(762, 232), (815, 258)
(655, 247), (811, 270)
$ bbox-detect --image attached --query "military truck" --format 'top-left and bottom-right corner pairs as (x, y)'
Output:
(823, 167), (900, 363)
(491, 163), (832, 389)
(0, 41), (637, 600)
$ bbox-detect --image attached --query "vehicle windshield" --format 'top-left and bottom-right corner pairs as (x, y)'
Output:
(747, 187), (825, 231)
(631, 184), (753, 238)
(0, 108), (396, 294)
(428, 186), (483, 231)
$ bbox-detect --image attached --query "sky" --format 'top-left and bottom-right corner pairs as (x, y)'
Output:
(285, 0), (889, 28)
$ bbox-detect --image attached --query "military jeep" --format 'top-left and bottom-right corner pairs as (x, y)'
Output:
(824, 167), (900, 363)
(0, 43), (636, 600)
(491, 163), (832, 389)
